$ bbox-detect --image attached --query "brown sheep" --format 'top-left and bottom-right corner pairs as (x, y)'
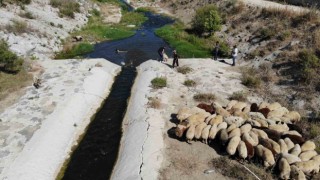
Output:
(250, 103), (259, 112)
(244, 140), (255, 160)
(287, 124), (303, 134)
(261, 128), (281, 142)
(259, 137), (277, 156)
(175, 124), (188, 138)
(197, 103), (216, 114)
(282, 134), (305, 145)
(258, 108), (271, 119)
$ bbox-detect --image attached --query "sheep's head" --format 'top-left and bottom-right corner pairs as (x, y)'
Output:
(175, 124), (187, 138)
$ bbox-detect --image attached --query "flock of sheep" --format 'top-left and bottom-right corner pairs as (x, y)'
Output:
(174, 100), (319, 179)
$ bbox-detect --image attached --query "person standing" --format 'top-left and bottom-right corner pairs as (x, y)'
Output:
(172, 50), (179, 68)
(213, 41), (220, 60)
(232, 45), (238, 66)
(158, 46), (165, 63)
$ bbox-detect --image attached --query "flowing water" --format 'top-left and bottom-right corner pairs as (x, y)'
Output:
(62, 11), (173, 180)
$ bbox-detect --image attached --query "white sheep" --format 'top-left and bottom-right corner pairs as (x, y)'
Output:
(262, 146), (276, 167)
(232, 102), (247, 112)
(255, 119), (269, 127)
(282, 153), (302, 164)
(217, 122), (228, 131)
(237, 141), (248, 159)
(249, 112), (266, 120)
(240, 124), (252, 134)
(279, 139), (288, 154)
(290, 165), (306, 180)
(229, 128), (241, 139)
(186, 125), (196, 143)
(227, 136), (241, 155)
(259, 102), (270, 110)
(267, 102), (282, 111)
(224, 116), (245, 127)
(299, 150), (318, 162)
(251, 128), (269, 139)
(209, 124), (218, 140)
(248, 131), (259, 146)
(201, 125), (212, 144)
(209, 115), (223, 126)
(226, 100), (238, 110)
(267, 138), (281, 154)
(186, 113), (208, 127)
(284, 137), (295, 150)
(283, 111), (301, 123)
(227, 123), (237, 133)
(279, 158), (291, 180)
(312, 155), (320, 162)
(242, 132), (258, 146)
(205, 114), (216, 124)
(246, 119), (261, 127)
(290, 144), (302, 157)
(269, 124), (289, 133)
(177, 107), (192, 121)
(194, 122), (207, 140)
(256, 145), (264, 159)
(295, 160), (320, 175)
(301, 141), (316, 152)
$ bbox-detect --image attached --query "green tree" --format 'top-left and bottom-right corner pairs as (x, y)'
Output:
(192, 5), (222, 35)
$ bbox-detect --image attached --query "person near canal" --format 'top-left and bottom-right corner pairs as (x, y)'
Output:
(231, 45), (238, 66)
(172, 49), (179, 68)
(158, 46), (166, 63)
(213, 41), (219, 60)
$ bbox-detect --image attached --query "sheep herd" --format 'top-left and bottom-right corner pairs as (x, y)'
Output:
(174, 100), (319, 179)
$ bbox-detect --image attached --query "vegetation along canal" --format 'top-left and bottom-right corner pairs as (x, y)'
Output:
(61, 10), (174, 180)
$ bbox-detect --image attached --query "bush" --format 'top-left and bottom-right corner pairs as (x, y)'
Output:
(5, 19), (28, 34)
(177, 66), (193, 74)
(183, 79), (196, 87)
(298, 49), (320, 83)
(229, 91), (247, 101)
(241, 68), (261, 88)
(151, 77), (167, 89)
(55, 43), (94, 59)
(193, 93), (216, 102)
(91, 8), (100, 17)
(50, 0), (80, 18)
(0, 40), (23, 72)
(260, 28), (276, 40)
(192, 5), (222, 35)
(19, 11), (35, 19)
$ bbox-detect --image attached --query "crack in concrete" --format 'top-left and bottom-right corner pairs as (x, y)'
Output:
(139, 116), (150, 180)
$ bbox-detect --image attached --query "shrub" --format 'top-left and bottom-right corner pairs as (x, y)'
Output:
(55, 43), (94, 59)
(50, 0), (80, 18)
(5, 19), (28, 34)
(298, 49), (320, 83)
(0, 40), (23, 72)
(193, 93), (216, 102)
(229, 91), (247, 101)
(277, 30), (291, 41)
(183, 79), (196, 87)
(147, 97), (161, 109)
(260, 28), (275, 40)
(19, 11), (35, 19)
(177, 66), (192, 74)
(241, 67), (261, 88)
(91, 8), (100, 17)
(151, 77), (167, 89)
(192, 5), (222, 35)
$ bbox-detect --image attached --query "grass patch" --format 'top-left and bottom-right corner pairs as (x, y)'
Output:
(5, 19), (30, 34)
(156, 22), (227, 58)
(241, 67), (261, 88)
(121, 11), (148, 27)
(19, 11), (35, 19)
(193, 93), (216, 102)
(177, 66), (193, 74)
(55, 43), (94, 59)
(211, 157), (273, 180)
(229, 91), (247, 101)
(183, 79), (196, 87)
(0, 70), (32, 101)
(147, 97), (161, 109)
(151, 77), (167, 89)
(0, 39), (23, 73)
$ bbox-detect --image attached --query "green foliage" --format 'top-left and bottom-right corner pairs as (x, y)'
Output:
(192, 5), (222, 35)
(55, 43), (94, 59)
(277, 30), (291, 41)
(121, 11), (148, 26)
(260, 28), (276, 40)
(155, 23), (212, 58)
(241, 67), (261, 88)
(151, 77), (167, 89)
(298, 49), (320, 83)
(91, 8), (101, 17)
(136, 7), (155, 13)
(193, 93), (216, 102)
(50, 0), (80, 18)
(0, 40), (23, 72)
(183, 79), (196, 87)
(177, 66), (193, 74)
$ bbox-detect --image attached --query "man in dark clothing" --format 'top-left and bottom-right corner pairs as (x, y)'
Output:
(172, 50), (179, 68)
(213, 41), (219, 60)
(158, 47), (165, 62)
